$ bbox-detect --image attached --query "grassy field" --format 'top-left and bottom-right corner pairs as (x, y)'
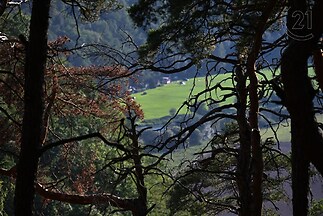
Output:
(260, 124), (291, 143)
(132, 69), (281, 120)
(133, 69), (319, 144)
(133, 73), (233, 119)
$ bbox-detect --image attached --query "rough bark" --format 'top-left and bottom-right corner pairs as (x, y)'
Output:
(14, 0), (51, 215)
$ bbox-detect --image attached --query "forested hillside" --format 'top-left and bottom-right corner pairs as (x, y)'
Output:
(49, 0), (282, 89)
(47, 0), (240, 86)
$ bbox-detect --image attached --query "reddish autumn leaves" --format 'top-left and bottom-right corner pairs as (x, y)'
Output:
(0, 36), (143, 149)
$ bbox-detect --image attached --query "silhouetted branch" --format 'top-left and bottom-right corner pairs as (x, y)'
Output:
(40, 132), (129, 155)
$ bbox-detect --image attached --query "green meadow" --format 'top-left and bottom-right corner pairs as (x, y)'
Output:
(133, 68), (318, 143)
(133, 73), (234, 119)
(132, 69), (283, 120)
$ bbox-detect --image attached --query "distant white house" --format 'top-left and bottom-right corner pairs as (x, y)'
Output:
(162, 77), (171, 84)
(128, 86), (137, 93)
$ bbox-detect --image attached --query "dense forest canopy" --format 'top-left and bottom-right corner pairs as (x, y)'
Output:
(0, 0), (322, 215)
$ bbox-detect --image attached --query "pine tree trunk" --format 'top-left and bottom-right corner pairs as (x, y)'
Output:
(14, 0), (51, 215)
(281, 1), (323, 215)
(281, 40), (312, 216)
(235, 63), (252, 216)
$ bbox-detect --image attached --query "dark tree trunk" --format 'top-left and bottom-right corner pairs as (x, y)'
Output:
(129, 118), (148, 216)
(245, 3), (277, 214)
(0, 0), (8, 17)
(235, 63), (252, 216)
(14, 0), (51, 215)
(235, 3), (277, 214)
(291, 132), (309, 216)
(281, 1), (323, 215)
(281, 40), (312, 216)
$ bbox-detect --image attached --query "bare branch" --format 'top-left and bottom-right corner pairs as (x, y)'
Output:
(40, 132), (129, 155)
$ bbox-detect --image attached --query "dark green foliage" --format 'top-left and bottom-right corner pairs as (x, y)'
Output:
(167, 173), (207, 216)
(48, 0), (144, 66)
(167, 123), (291, 215)
(129, 0), (272, 59)
(128, 0), (160, 27)
(0, 155), (15, 215)
(61, 0), (121, 22)
(0, 11), (29, 37)
(309, 199), (323, 216)
(0, 178), (14, 216)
